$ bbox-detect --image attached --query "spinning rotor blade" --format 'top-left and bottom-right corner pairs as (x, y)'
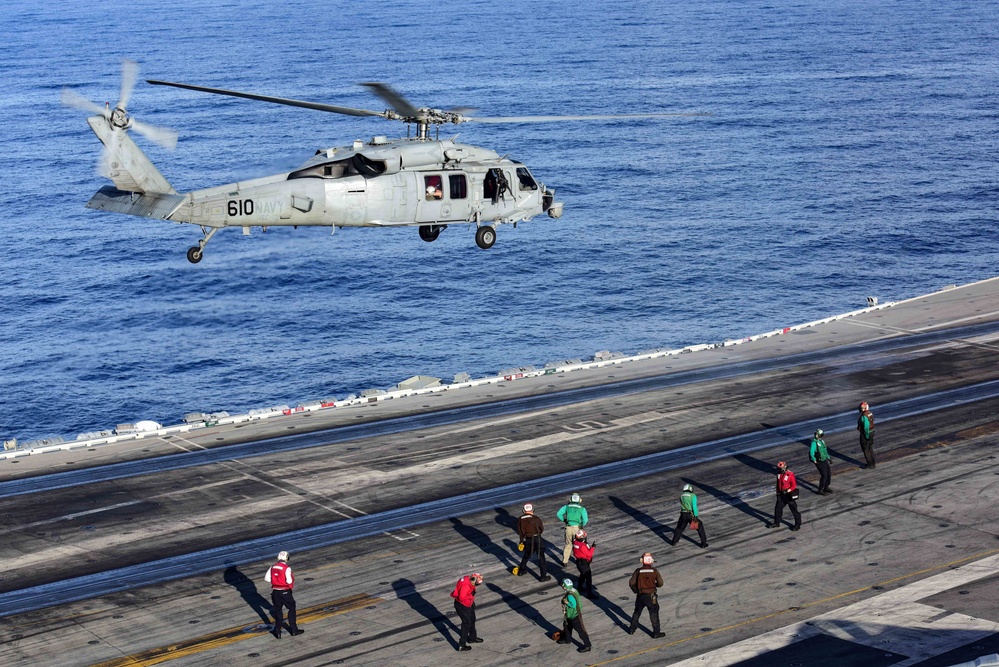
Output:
(60, 87), (107, 116)
(146, 79), (386, 118)
(131, 118), (178, 149)
(119, 59), (139, 110)
(359, 82), (419, 118)
(462, 112), (710, 123)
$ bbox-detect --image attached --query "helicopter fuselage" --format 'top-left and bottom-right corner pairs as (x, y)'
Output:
(169, 137), (560, 231)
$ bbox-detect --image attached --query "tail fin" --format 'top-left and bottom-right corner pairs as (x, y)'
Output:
(87, 115), (176, 195)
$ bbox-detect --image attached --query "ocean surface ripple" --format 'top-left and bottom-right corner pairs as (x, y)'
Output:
(2, 0), (997, 441)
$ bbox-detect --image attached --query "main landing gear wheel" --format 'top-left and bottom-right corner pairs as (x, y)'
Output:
(186, 247), (203, 264)
(475, 226), (496, 250)
(419, 224), (444, 242)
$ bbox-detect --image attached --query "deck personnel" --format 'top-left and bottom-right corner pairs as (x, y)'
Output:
(571, 530), (597, 598)
(627, 552), (666, 638)
(768, 461), (802, 531)
(810, 429), (833, 494)
(514, 503), (551, 581)
(557, 578), (592, 653)
(858, 401), (876, 469)
(450, 572), (484, 651)
(264, 551), (303, 638)
(557, 493), (589, 566)
(670, 483), (708, 548)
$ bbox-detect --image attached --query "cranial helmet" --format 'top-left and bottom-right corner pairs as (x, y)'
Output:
(426, 185), (436, 194)
(642, 552), (654, 565)
(815, 429), (824, 438)
(278, 551), (289, 562)
(777, 461), (787, 470)
(682, 483), (694, 492)
(575, 529), (587, 540)
(562, 578), (574, 589)
(523, 503), (534, 513)
(472, 573), (483, 585)
(570, 493), (581, 504)
(859, 401), (869, 411)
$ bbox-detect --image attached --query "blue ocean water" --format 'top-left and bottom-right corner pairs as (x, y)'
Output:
(1, 0), (997, 442)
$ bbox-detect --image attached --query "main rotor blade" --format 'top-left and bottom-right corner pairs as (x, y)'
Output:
(359, 82), (419, 118)
(61, 88), (106, 116)
(119, 59), (139, 110)
(146, 79), (386, 118)
(463, 112), (710, 123)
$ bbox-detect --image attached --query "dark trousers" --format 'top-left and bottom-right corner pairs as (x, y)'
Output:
(271, 589), (298, 635)
(454, 600), (477, 647)
(860, 434), (876, 468)
(518, 535), (547, 577)
(629, 593), (661, 634)
(575, 559), (593, 596)
(671, 511), (707, 546)
(814, 459), (831, 492)
(563, 615), (591, 647)
(774, 493), (801, 528)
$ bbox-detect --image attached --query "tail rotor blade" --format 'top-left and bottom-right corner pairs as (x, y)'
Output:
(119, 59), (139, 110)
(60, 87), (107, 116)
(131, 118), (178, 150)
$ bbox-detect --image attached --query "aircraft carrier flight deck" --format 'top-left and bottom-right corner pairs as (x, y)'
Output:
(5, 278), (999, 666)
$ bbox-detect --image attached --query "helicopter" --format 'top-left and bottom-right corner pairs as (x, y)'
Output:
(62, 61), (704, 263)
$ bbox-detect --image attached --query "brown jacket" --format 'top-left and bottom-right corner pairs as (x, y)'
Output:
(629, 566), (664, 595)
(517, 514), (544, 540)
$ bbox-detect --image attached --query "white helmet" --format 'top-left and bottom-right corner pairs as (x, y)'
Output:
(523, 503), (534, 513)
(277, 551), (289, 562)
(570, 493), (581, 504)
(815, 429), (824, 438)
(682, 483), (693, 492)
(642, 552), (654, 565)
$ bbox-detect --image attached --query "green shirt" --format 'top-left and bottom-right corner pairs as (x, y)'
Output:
(557, 503), (588, 527)
(810, 437), (829, 462)
(680, 491), (699, 516)
(563, 588), (581, 620)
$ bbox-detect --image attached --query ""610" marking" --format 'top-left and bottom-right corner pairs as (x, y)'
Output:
(227, 199), (254, 216)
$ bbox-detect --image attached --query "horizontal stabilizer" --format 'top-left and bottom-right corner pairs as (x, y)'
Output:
(86, 186), (186, 219)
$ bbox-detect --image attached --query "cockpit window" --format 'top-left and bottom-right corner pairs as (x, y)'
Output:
(516, 167), (537, 191)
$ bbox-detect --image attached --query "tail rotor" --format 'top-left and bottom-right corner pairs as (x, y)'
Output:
(61, 59), (178, 177)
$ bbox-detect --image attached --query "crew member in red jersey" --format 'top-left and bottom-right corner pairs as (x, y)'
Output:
(450, 572), (484, 651)
(767, 461), (802, 531)
(572, 530), (597, 599)
(264, 550), (303, 638)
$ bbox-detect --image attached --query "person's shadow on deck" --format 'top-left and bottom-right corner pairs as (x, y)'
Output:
(392, 578), (459, 649)
(485, 581), (559, 637)
(609, 496), (672, 545)
(450, 517), (515, 568)
(687, 476), (772, 525)
(223, 564), (272, 625)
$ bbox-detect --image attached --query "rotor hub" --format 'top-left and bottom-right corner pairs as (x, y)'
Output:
(109, 106), (129, 130)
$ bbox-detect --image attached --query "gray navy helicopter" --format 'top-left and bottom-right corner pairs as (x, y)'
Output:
(62, 61), (703, 263)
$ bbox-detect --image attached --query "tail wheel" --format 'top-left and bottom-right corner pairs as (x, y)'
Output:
(475, 226), (496, 250)
(186, 247), (203, 264)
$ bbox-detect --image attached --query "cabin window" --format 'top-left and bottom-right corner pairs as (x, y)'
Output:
(449, 174), (467, 200)
(516, 167), (537, 191)
(424, 175), (443, 200)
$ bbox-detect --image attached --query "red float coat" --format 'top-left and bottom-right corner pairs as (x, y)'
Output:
(266, 561), (294, 590)
(572, 540), (595, 563)
(450, 575), (476, 607)
(776, 470), (798, 493)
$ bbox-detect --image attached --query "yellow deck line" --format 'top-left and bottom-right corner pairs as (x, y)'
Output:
(92, 593), (379, 667)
